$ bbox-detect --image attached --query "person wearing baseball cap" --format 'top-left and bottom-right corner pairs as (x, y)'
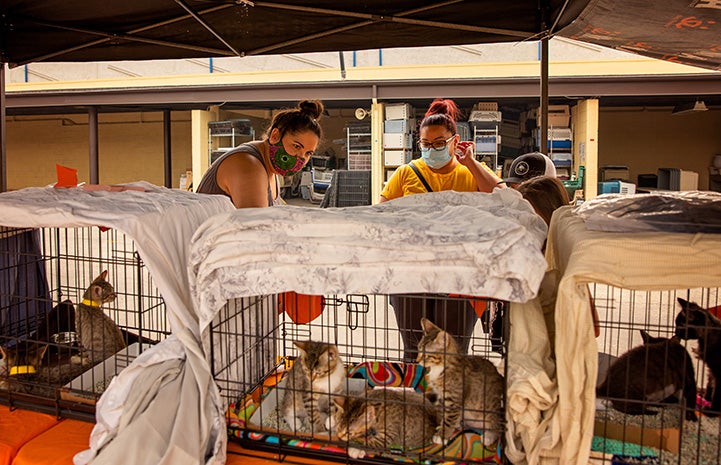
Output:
(504, 151), (556, 187)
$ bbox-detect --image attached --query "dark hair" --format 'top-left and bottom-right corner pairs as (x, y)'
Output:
(267, 99), (324, 140)
(516, 175), (570, 226)
(420, 98), (461, 134)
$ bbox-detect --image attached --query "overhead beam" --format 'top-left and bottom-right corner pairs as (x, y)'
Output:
(5, 75), (721, 109)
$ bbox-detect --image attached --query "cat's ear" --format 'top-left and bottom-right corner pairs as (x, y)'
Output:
(640, 330), (651, 344)
(91, 284), (104, 301)
(293, 341), (308, 354)
(677, 297), (690, 310)
(33, 345), (48, 364)
(333, 396), (348, 412)
(420, 318), (440, 334)
(93, 270), (108, 283)
(326, 345), (338, 360)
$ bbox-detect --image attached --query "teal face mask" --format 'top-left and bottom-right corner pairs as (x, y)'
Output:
(420, 146), (452, 169)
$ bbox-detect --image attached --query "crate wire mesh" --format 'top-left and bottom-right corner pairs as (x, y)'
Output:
(0, 226), (168, 416)
(591, 283), (721, 465)
(213, 292), (508, 464)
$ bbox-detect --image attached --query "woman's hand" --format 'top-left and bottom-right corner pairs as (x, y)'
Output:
(455, 141), (475, 168)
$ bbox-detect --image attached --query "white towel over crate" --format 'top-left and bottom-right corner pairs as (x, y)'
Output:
(545, 206), (721, 465)
(0, 182), (235, 465)
(190, 188), (548, 332)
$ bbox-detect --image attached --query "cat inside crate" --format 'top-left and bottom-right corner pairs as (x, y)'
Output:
(1, 270), (127, 396)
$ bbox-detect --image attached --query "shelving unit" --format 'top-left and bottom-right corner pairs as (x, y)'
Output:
(208, 119), (255, 165)
(468, 109), (501, 172)
(473, 125), (500, 171)
(381, 103), (415, 184)
(346, 122), (372, 170)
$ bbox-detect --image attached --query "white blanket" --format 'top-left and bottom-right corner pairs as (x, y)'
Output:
(0, 183), (235, 465)
(190, 189), (548, 336)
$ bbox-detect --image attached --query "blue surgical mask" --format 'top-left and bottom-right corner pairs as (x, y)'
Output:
(421, 146), (452, 169)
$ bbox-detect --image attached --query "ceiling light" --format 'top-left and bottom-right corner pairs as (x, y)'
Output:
(672, 100), (708, 115)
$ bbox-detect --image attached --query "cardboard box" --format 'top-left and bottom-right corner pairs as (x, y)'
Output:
(538, 105), (571, 128)
(594, 419), (680, 453)
(60, 342), (151, 405)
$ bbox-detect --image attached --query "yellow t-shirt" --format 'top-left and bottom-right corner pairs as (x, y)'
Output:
(382, 159), (490, 200)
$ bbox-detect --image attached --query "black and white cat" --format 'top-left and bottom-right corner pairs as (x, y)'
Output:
(597, 329), (697, 421)
(675, 297), (721, 417)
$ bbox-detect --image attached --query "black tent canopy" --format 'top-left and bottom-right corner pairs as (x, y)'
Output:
(1, 1), (585, 65)
(1, 0), (721, 191)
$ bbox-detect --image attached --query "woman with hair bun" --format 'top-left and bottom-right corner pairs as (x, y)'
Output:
(380, 98), (504, 202)
(197, 99), (324, 208)
(382, 98), (505, 361)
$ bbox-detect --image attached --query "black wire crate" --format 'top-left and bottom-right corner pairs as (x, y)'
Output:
(0, 226), (169, 417)
(212, 292), (509, 464)
(590, 283), (721, 465)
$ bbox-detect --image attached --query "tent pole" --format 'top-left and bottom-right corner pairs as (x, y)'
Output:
(89, 106), (99, 184)
(540, 37), (549, 156)
(0, 63), (6, 192)
(164, 109), (172, 188)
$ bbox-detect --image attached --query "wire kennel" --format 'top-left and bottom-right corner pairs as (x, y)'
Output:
(591, 284), (721, 465)
(212, 292), (509, 464)
(0, 225), (168, 418)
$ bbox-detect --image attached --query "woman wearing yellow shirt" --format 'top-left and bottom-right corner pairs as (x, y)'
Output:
(380, 99), (504, 202)
(381, 98), (505, 361)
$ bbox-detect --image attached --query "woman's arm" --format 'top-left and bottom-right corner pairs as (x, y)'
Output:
(215, 152), (271, 208)
(456, 144), (506, 192)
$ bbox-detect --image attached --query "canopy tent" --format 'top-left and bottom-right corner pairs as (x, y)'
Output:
(1, 2), (721, 464)
(2, 0), (720, 70)
(2, 1), (721, 191)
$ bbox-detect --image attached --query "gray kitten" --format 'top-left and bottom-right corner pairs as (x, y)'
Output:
(278, 340), (345, 435)
(75, 270), (126, 365)
(332, 388), (438, 459)
(417, 317), (504, 447)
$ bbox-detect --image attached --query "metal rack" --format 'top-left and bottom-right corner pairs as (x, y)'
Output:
(208, 120), (255, 165)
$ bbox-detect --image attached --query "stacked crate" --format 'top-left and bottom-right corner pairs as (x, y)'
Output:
(383, 103), (415, 181)
(533, 105), (572, 179)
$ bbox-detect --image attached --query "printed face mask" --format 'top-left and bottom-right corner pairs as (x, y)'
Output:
(420, 146), (452, 169)
(268, 139), (305, 176)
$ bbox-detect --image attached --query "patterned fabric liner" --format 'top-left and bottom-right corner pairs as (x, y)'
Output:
(226, 360), (502, 464)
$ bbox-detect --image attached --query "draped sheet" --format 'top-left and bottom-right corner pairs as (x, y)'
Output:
(0, 183), (235, 465)
(545, 206), (721, 465)
(190, 189), (548, 336)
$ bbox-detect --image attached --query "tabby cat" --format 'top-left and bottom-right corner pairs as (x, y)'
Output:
(675, 297), (721, 417)
(278, 340), (346, 434)
(333, 388), (438, 459)
(0, 342), (87, 397)
(596, 330), (697, 421)
(417, 318), (504, 447)
(74, 270), (126, 365)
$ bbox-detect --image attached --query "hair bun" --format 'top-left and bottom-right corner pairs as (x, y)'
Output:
(298, 99), (324, 121)
(424, 98), (461, 122)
